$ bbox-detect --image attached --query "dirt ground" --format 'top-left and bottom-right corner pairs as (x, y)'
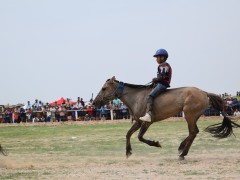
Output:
(1, 117), (240, 180)
(0, 153), (240, 180)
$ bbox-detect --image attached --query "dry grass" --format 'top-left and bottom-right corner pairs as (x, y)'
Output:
(0, 117), (240, 179)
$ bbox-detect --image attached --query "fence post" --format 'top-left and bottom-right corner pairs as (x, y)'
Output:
(75, 110), (78, 120)
(110, 109), (113, 120)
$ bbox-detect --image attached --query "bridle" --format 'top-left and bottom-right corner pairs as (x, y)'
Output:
(96, 81), (125, 101)
(96, 80), (152, 103)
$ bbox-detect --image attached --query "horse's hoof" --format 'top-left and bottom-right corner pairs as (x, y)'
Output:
(0, 145), (8, 156)
(126, 151), (132, 159)
(178, 156), (185, 161)
(156, 141), (162, 148)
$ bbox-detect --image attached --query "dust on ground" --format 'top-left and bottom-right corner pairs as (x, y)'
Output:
(1, 151), (240, 179)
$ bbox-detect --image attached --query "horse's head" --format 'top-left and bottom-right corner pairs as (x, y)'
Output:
(93, 76), (124, 107)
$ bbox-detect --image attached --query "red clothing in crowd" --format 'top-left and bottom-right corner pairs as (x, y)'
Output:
(14, 113), (18, 120)
(86, 106), (93, 115)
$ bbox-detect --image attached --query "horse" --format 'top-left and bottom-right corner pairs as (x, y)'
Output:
(93, 76), (240, 160)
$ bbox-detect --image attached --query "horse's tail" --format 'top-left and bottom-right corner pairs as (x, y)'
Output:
(204, 93), (240, 138)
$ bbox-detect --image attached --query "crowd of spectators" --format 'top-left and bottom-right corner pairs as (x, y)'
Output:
(221, 92), (240, 116)
(1, 91), (240, 123)
(204, 92), (240, 116)
(0, 97), (130, 123)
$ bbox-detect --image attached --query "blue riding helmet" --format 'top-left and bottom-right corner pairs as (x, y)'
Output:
(153, 49), (168, 58)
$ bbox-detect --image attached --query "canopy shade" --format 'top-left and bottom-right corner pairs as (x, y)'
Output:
(49, 97), (77, 106)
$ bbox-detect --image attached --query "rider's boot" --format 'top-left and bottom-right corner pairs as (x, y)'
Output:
(139, 96), (153, 122)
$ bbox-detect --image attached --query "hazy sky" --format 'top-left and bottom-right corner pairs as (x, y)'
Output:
(0, 0), (239, 105)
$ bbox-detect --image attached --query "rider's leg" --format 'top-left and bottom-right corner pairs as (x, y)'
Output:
(146, 95), (154, 117)
(139, 83), (167, 122)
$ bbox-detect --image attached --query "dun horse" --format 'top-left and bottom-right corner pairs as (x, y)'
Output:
(93, 76), (240, 160)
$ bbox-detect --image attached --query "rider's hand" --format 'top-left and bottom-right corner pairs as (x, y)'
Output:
(152, 78), (159, 83)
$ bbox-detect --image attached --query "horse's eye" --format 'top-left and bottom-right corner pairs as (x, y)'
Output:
(102, 87), (106, 91)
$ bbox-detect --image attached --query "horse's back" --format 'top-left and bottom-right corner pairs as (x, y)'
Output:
(164, 86), (203, 93)
(153, 86), (209, 121)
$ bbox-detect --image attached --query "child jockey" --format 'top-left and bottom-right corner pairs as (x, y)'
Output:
(139, 49), (172, 122)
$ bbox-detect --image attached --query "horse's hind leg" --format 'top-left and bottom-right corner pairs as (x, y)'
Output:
(179, 119), (199, 160)
(126, 121), (142, 158)
(138, 123), (161, 147)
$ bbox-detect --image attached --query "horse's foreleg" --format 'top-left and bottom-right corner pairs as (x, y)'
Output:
(138, 123), (161, 147)
(126, 121), (142, 158)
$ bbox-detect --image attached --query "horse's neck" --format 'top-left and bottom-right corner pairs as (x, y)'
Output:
(119, 86), (148, 118)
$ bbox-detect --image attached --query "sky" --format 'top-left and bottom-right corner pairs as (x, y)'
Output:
(0, 0), (239, 105)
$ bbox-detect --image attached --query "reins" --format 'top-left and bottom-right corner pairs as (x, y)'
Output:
(96, 81), (152, 102)
(119, 81), (152, 98)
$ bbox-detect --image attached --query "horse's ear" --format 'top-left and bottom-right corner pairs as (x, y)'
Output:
(109, 76), (116, 83)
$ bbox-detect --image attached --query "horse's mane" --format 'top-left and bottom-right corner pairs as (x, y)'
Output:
(106, 79), (189, 92)
(106, 79), (152, 89)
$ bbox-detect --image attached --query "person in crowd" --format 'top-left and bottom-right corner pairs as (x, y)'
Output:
(80, 98), (85, 107)
(25, 101), (31, 110)
(50, 105), (57, 121)
(45, 103), (50, 110)
(237, 91), (240, 96)
(92, 106), (98, 120)
(113, 96), (121, 109)
(65, 98), (71, 109)
(38, 101), (43, 111)
(19, 107), (26, 122)
(45, 109), (52, 122)
(86, 105), (93, 120)
(38, 112), (46, 122)
(76, 98), (84, 119)
(65, 99), (72, 120)
(100, 105), (107, 120)
(32, 99), (40, 111)
(58, 105), (66, 122)
(26, 108), (32, 122)
(232, 98), (239, 108)
(112, 97), (121, 119)
(234, 109), (240, 116)
(120, 103), (128, 119)
(226, 98), (233, 107)
(4, 108), (11, 123)
(32, 114), (39, 123)
(77, 97), (84, 109)
(13, 109), (19, 123)
(54, 102), (60, 121)
(89, 98), (93, 106)
(77, 97), (81, 104)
